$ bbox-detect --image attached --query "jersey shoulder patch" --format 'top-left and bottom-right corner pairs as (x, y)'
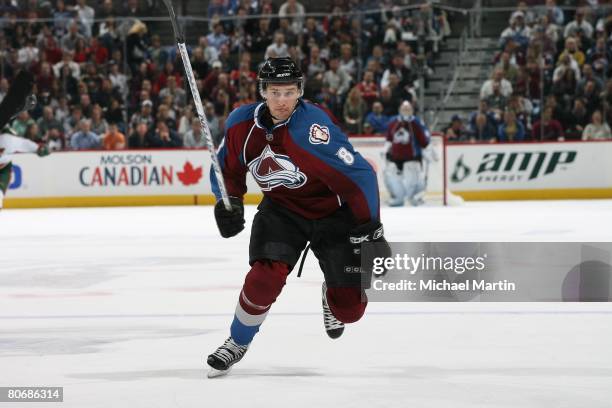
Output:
(308, 123), (331, 145)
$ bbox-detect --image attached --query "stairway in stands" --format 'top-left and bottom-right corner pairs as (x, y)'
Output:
(425, 36), (499, 130)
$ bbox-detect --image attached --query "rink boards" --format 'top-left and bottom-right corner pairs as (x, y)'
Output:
(4, 138), (612, 208)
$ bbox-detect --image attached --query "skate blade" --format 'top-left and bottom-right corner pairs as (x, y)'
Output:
(207, 366), (232, 378)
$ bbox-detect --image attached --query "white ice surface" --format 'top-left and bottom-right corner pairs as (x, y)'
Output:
(1, 200), (611, 408)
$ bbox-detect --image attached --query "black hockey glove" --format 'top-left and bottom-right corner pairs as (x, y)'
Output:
(214, 197), (245, 238)
(349, 220), (392, 277)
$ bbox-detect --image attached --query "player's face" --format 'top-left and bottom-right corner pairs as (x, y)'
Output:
(265, 83), (300, 122)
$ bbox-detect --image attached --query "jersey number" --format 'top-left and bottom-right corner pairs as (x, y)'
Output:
(336, 147), (354, 165)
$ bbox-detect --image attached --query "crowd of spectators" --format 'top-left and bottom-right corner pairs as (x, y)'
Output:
(0, 0), (451, 151)
(446, 0), (612, 143)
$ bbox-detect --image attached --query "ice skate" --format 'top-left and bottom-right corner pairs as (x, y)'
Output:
(206, 337), (249, 378)
(322, 282), (344, 339)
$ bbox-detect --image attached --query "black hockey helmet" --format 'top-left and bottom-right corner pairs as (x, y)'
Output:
(257, 57), (304, 96)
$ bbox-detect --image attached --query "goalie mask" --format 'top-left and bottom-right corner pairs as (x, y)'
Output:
(398, 100), (414, 122)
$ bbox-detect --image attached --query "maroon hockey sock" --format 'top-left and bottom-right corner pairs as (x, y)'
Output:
(326, 287), (368, 324)
(239, 260), (290, 315)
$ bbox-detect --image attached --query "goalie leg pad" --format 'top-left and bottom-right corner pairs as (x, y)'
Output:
(383, 162), (406, 206)
(402, 161), (426, 205)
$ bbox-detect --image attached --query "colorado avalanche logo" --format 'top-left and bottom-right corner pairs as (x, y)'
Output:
(309, 124), (330, 145)
(248, 145), (307, 191)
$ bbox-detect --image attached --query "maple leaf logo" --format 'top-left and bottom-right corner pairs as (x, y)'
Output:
(177, 161), (203, 186)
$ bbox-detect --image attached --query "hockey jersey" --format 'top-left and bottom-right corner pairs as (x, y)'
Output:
(385, 116), (431, 163)
(0, 133), (39, 166)
(211, 100), (379, 223)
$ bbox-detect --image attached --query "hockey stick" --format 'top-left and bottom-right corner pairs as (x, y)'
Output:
(161, 0), (232, 211)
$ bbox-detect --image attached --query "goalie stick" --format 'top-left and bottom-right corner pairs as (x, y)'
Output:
(161, 0), (232, 211)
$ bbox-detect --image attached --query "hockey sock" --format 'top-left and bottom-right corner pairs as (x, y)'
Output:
(230, 260), (289, 345)
(326, 287), (368, 324)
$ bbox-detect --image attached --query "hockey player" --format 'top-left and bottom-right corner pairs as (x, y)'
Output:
(0, 70), (47, 210)
(206, 57), (389, 377)
(383, 101), (435, 207)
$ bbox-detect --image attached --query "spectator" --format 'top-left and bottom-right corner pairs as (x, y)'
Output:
(11, 111), (35, 137)
(156, 103), (177, 131)
(469, 113), (497, 142)
(480, 68), (513, 99)
(339, 43), (360, 80)
(343, 87), (367, 134)
(586, 37), (609, 75)
(183, 117), (207, 148)
(580, 80), (601, 116)
(205, 101), (223, 147)
(532, 106), (564, 141)
(250, 18), (275, 54)
(444, 115), (468, 142)
(191, 47), (210, 80)
(148, 121), (182, 148)
(303, 45), (326, 78)
(485, 82), (509, 121)
(207, 0), (230, 20)
(159, 76), (187, 109)
(17, 37), (39, 67)
(211, 73), (237, 108)
(130, 100), (155, 130)
(278, 0), (306, 35)
(265, 32), (289, 60)
(148, 34), (168, 67)
(495, 51), (520, 85)
(564, 8), (593, 39)
(498, 110), (526, 142)
(207, 23), (230, 52)
(73, 0), (95, 38)
(24, 123), (42, 143)
(558, 37), (585, 67)
(177, 106), (194, 137)
(47, 129), (66, 151)
(128, 122), (151, 148)
(552, 53), (581, 83)
(380, 53), (413, 91)
(539, 0), (564, 26)
(53, 0), (72, 36)
(322, 57), (351, 113)
(577, 64), (603, 95)
(356, 70), (379, 107)
(53, 50), (80, 78)
(198, 36), (219, 65)
(109, 61), (128, 100)
(102, 122), (126, 150)
(126, 20), (148, 73)
(364, 101), (391, 135)
(469, 99), (497, 128)
(499, 11), (531, 49)
(71, 119), (100, 150)
(90, 105), (109, 136)
(105, 98), (125, 128)
(582, 110), (612, 140)
(203, 60), (224, 97)
(566, 98), (590, 140)
(61, 22), (85, 51)
(79, 94), (94, 118)
(379, 87), (398, 117)
(37, 106), (63, 139)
